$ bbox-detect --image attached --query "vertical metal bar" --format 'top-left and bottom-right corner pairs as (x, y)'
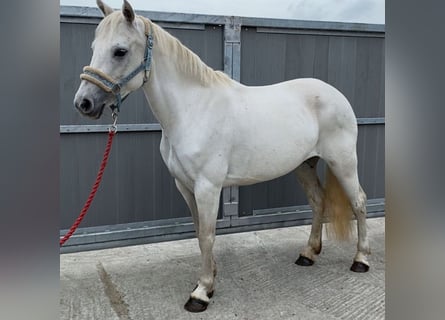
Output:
(224, 16), (242, 81)
(223, 16), (242, 219)
(231, 42), (241, 82)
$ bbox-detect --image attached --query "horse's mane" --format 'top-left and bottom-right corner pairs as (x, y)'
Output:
(95, 13), (232, 86)
(150, 21), (233, 86)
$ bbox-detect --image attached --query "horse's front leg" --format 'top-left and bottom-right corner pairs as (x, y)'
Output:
(184, 179), (221, 313)
(175, 179), (200, 237)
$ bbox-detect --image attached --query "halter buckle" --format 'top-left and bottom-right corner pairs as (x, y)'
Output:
(111, 83), (121, 95)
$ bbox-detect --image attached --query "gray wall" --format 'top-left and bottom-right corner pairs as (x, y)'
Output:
(60, 6), (384, 251)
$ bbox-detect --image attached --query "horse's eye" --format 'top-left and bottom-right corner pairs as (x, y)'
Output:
(114, 48), (128, 57)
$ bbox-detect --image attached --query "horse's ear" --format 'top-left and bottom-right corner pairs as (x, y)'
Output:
(122, 0), (135, 23)
(97, 0), (114, 17)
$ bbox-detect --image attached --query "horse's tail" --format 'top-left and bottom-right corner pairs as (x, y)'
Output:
(324, 166), (353, 241)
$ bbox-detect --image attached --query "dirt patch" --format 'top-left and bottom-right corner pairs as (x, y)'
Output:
(96, 261), (132, 320)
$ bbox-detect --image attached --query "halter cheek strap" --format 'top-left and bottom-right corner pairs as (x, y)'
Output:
(79, 16), (153, 112)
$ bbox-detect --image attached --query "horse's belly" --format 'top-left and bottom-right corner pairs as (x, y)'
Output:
(225, 129), (319, 186)
(223, 92), (320, 186)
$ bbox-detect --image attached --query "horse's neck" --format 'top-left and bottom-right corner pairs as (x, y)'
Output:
(142, 55), (195, 133)
(141, 57), (189, 133)
(141, 25), (232, 134)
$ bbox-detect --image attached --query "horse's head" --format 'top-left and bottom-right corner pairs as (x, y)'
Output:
(74, 0), (152, 119)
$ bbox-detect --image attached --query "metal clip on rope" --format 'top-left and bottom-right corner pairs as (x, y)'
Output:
(110, 111), (118, 133)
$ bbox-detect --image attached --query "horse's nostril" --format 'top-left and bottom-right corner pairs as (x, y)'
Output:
(77, 98), (93, 113)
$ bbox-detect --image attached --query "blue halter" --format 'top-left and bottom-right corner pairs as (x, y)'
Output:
(80, 16), (153, 113)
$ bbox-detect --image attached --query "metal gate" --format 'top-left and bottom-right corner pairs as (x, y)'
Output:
(60, 6), (385, 252)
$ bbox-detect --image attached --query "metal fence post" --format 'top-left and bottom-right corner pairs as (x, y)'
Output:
(224, 16), (241, 82)
(223, 16), (241, 219)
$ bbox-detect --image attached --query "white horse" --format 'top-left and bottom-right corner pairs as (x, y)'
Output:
(74, 0), (370, 312)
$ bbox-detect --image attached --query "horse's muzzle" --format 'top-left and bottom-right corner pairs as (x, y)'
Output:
(75, 97), (93, 114)
(74, 96), (105, 119)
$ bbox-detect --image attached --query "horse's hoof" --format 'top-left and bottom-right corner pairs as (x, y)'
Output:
(295, 255), (314, 266)
(350, 261), (369, 273)
(184, 297), (209, 313)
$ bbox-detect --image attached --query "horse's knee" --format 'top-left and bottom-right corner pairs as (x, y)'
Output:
(198, 233), (215, 252)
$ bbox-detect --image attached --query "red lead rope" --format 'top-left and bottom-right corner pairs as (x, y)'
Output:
(60, 130), (116, 246)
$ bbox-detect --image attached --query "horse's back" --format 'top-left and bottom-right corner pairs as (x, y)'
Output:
(233, 78), (356, 132)
(221, 78), (357, 185)
(255, 78), (358, 154)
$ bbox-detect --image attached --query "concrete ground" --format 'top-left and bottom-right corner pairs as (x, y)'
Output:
(60, 217), (385, 320)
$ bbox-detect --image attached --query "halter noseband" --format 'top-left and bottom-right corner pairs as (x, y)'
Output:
(80, 16), (154, 113)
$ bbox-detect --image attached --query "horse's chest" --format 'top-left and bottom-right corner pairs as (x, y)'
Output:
(160, 135), (194, 187)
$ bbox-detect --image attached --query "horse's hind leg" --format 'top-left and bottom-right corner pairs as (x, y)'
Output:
(295, 157), (324, 266)
(326, 156), (370, 272)
(349, 185), (370, 272)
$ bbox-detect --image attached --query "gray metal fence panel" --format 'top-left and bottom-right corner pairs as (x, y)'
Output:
(60, 18), (225, 229)
(60, 7), (384, 251)
(238, 27), (384, 216)
(240, 28), (385, 117)
(60, 131), (193, 229)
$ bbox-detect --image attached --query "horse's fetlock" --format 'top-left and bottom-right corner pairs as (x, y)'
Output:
(199, 277), (214, 292)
